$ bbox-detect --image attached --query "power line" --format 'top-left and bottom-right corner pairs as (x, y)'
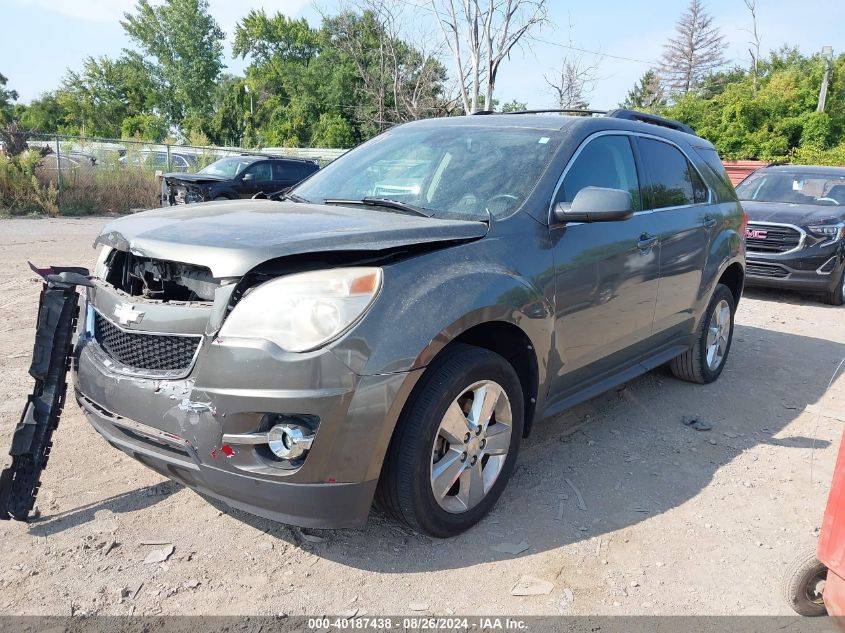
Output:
(534, 37), (656, 66)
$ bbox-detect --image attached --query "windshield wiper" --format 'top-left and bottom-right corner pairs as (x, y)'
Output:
(324, 197), (433, 218)
(279, 191), (309, 203)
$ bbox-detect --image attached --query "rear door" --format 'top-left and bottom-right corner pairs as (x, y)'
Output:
(548, 133), (661, 398)
(272, 161), (312, 190)
(636, 136), (711, 340)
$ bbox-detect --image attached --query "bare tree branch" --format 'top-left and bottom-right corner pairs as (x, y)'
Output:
(426, 0), (547, 113)
(743, 0), (761, 94)
(658, 0), (726, 95)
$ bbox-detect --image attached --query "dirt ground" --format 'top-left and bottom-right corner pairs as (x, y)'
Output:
(1, 216), (844, 617)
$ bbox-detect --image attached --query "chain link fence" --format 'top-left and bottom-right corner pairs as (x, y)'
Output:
(1, 133), (346, 216)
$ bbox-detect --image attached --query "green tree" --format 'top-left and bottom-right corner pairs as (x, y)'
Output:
(665, 47), (845, 162)
(121, 0), (224, 134)
(500, 100), (527, 112)
(0, 72), (18, 123)
(621, 70), (665, 111)
(57, 54), (159, 137)
(14, 93), (69, 132)
(310, 113), (356, 148)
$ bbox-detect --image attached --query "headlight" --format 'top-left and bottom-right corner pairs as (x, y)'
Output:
(807, 223), (845, 242)
(218, 267), (382, 352)
(94, 246), (112, 279)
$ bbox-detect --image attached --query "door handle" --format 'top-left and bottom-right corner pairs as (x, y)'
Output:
(637, 233), (658, 252)
(703, 216), (717, 228)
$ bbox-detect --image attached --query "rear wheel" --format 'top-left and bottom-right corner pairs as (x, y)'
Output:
(670, 283), (735, 384)
(377, 344), (524, 538)
(783, 548), (828, 617)
(821, 265), (845, 306)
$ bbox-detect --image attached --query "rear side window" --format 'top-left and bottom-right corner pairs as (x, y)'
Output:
(693, 146), (735, 200)
(639, 138), (708, 209)
(559, 135), (641, 211)
(274, 162), (315, 181)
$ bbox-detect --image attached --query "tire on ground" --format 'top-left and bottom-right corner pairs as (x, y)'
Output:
(670, 283), (735, 384)
(783, 547), (828, 617)
(376, 343), (524, 538)
(821, 266), (845, 306)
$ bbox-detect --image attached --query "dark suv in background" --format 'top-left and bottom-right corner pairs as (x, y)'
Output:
(75, 109), (745, 537)
(736, 165), (845, 305)
(162, 154), (320, 205)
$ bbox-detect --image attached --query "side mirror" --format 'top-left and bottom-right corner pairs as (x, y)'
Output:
(242, 173), (255, 182)
(554, 187), (634, 223)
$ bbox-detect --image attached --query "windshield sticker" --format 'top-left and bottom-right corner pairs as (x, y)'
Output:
(538, 137), (550, 144)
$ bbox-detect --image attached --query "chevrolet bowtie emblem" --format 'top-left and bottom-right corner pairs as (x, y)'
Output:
(113, 303), (144, 326)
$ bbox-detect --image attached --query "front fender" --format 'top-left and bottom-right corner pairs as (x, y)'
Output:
(329, 238), (554, 385)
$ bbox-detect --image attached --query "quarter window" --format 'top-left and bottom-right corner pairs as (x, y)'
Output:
(558, 135), (641, 211)
(639, 138), (708, 209)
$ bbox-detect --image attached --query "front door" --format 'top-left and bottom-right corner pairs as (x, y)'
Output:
(237, 161), (273, 198)
(548, 134), (660, 399)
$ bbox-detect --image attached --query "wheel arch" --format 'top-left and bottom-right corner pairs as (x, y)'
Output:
(717, 261), (745, 308)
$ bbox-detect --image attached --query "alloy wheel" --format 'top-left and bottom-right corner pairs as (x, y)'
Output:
(705, 299), (731, 371)
(429, 380), (512, 514)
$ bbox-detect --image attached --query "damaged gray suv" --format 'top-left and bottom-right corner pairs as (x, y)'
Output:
(75, 110), (745, 537)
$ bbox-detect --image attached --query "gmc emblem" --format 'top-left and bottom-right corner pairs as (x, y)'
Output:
(746, 228), (768, 239)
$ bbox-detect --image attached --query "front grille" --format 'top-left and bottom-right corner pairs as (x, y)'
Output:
(747, 262), (790, 278)
(746, 223), (802, 254)
(94, 313), (200, 372)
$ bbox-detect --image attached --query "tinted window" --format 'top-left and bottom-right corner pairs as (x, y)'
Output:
(246, 161), (272, 182)
(639, 138), (706, 209)
(292, 125), (563, 220)
(559, 135), (641, 211)
(693, 146), (736, 200)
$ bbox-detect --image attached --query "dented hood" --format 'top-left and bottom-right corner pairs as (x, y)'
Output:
(95, 198), (488, 278)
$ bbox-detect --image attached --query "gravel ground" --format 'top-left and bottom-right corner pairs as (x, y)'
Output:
(0, 216), (843, 617)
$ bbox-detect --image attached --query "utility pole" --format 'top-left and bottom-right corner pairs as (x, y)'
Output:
(818, 46), (834, 112)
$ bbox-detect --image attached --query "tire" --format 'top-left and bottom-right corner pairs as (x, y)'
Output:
(376, 343), (524, 538)
(783, 548), (828, 617)
(670, 283), (735, 384)
(821, 265), (845, 306)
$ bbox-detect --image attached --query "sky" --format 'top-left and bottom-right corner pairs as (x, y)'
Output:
(2, 0), (844, 112)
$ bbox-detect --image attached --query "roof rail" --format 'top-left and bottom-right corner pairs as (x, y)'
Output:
(472, 108), (607, 116)
(238, 152), (317, 163)
(605, 109), (695, 135)
(468, 107), (696, 135)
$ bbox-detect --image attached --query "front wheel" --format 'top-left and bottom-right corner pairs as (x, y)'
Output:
(377, 344), (524, 538)
(822, 265), (845, 306)
(670, 283), (735, 384)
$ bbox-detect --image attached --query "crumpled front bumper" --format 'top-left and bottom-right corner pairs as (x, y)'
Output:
(73, 286), (422, 528)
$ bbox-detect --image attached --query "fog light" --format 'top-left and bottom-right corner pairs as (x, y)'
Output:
(266, 424), (314, 460)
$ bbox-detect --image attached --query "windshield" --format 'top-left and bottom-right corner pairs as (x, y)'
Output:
(292, 124), (562, 220)
(199, 157), (255, 178)
(736, 171), (845, 206)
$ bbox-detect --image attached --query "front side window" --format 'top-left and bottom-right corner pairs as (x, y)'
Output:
(292, 125), (563, 220)
(736, 171), (845, 207)
(558, 135), (642, 211)
(199, 157), (256, 178)
(245, 162), (273, 182)
(639, 138), (707, 209)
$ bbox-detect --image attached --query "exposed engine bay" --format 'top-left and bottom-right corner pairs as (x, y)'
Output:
(102, 250), (218, 302)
